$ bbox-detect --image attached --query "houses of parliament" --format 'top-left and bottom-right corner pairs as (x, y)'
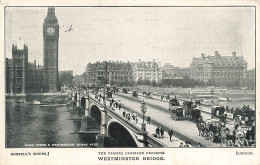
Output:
(6, 7), (59, 94)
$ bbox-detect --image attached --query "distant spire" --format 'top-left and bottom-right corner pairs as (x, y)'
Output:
(48, 7), (55, 15)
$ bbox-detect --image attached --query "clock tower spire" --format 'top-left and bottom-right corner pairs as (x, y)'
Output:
(43, 7), (59, 92)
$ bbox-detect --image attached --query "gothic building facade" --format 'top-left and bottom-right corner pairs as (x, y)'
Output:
(6, 44), (46, 94)
(6, 7), (59, 94)
(43, 7), (59, 92)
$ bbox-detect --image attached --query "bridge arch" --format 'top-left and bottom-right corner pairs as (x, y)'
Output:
(107, 120), (138, 147)
(89, 104), (101, 125)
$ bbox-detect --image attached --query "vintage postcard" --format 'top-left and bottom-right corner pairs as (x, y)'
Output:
(0, 1), (259, 165)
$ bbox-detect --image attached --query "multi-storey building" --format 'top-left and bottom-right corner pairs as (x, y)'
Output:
(162, 63), (189, 80)
(85, 61), (133, 86)
(131, 59), (162, 83)
(189, 51), (247, 85)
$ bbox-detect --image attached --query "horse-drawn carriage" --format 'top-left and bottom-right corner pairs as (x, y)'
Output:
(106, 91), (112, 98)
(169, 97), (183, 120)
(169, 107), (184, 120)
(143, 91), (153, 98)
(132, 91), (138, 98)
(211, 106), (227, 123)
(122, 88), (128, 94)
(183, 100), (202, 122)
(161, 94), (170, 102)
(111, 86), (119, 93)
(197, 119), (226, 142)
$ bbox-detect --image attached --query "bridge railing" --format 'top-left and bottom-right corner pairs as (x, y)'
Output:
(82, 92), (166, 147)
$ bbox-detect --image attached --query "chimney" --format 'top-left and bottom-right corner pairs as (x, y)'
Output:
(201, 53), (205, 59)
(232, 52), (236, 58)
(214, 51), (218, 56)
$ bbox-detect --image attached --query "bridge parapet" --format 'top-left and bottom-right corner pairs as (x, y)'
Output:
(68, 90), (169, 147)
(88, 92), (167, 147)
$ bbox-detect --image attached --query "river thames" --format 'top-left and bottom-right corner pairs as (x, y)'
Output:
(6, 103), (96, 148)
(5, 89), (255, 148)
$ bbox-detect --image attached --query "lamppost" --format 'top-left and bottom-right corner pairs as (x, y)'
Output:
(93, 72), (95, 86)
(140, 99), (147, 132)
(210, 88), (214, 103)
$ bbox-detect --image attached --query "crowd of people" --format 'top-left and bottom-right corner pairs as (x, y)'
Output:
(76, 86), (193, 147)
(217, 104), (253, 115)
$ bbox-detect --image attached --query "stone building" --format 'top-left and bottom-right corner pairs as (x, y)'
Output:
(43, 7), (59, 92)
(189, 51), (247, 85)
(85, 61), (134, 86)
(6, 7), (60, 94)
(162, 63), (189, 80)
(6, 44), (45, 94)
(131, 59), (162, 83)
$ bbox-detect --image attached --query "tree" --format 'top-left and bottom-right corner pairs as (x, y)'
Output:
(137, 78), (143, 85)
(59, 72), (74, 86)
(143, 79), (151, 86)
(152, 80), (157, 87)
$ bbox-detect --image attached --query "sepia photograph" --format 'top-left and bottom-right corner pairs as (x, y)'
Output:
(1, 3), (259, 165)
(4, 6), (256, 148)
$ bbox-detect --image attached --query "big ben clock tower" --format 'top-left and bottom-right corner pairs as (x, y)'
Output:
(43, 7), (59, 92)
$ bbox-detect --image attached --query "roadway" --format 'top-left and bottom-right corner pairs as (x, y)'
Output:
(110, 92), (222, 147)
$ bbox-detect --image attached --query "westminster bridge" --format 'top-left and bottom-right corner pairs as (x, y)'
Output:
(67, 87), (234, 148)
(68, 89), (167, 147)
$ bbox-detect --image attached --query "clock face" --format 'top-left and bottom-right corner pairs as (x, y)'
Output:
(47, 27), (55, 36)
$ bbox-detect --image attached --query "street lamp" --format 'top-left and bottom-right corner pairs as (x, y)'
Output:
(93, 72), (95, 86)
(210, 88), (214, 103)
(140, 99), (147, 131)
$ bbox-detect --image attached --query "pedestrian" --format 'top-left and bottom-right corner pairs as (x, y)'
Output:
(127, 114), (131, 121)
(112, 102), (115, 108)
(179, 142), (183, 147)
(155, 127), (160, 138)
(158, 127), (161, 139)
(147, 116), (151, 124)
(168, 129), (173, 142)
(198, 143), (201, 147)
(115, 102), (118, 108)
(118, 103), (121, 111)
(99, 94), (102, 98)
(160, 127), (165, 138)
(135, 117), (138, 124)
(132, 112), (136, 120)
(110, 101), (112, 107)
(123, 111), (126, 117)
(231, 107), (234, 114)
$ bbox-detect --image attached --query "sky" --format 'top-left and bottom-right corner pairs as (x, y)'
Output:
(5, 7), (255, 75)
